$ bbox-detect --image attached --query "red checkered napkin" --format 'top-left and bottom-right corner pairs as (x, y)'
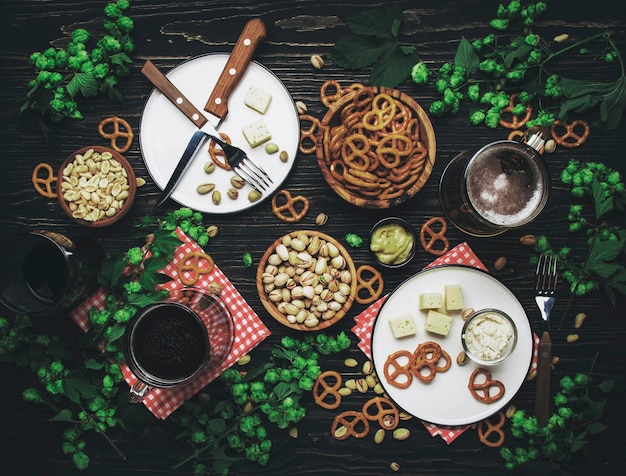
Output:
(70, 227), (271, 419)
(351, 242), (538, 444)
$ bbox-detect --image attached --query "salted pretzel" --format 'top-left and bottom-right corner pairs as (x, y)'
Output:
(383, 350), (413, 389)
(410, 341), (451, 383)
(97, 116), (134, 153)
(498, 94), (532, 130)
(550, 119), (590, 148)
(313, 370), (343, 410)
(477, 411), (506, 447)
(32, 163), (57, 198)
(177, 251), (215, 286)
(331, 411), (370, 440)
(208, 133), (233, 170)
(320, 79), (344, 107)
(271, 189), (310, 223)
(355, 265), (384, 305)
(361, 396), (399, 430)
(299, 114), (320, 154)
(468, 368), (505, 404)
(420, 217), (450, 256)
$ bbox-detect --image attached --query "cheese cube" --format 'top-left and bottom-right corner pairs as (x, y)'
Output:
(445, 284), (463, 311)
(419, 292), (443, 310)
(243, 85), (272, 114)
(424, 310), (453, 336)
(388, 314), (417, 339)
(242, 119), (272, 148)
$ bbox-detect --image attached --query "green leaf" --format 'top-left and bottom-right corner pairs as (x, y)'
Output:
(84, 358), (105, 370)
(455, 37), (480, 73)
(98, 254), (127, 288)
(48, 409), (74, 422)
(344, 7), (402, 40)
(328, 34), (384, 69)
(502, 44), (533, 68)
(370, 41), (419, 88)
(570, 438), (587, 453)
(62, 376), (99, 404)
(559, 76), (626, 128)
(592, 178), (615, 219)
(206, 418), (227, 435)
(107, 323), (126, 343)
(598, 379), (616, 393)
(66, 72), (98, 98)
(586, 421), (608, 435)
(110, 52), (133, 66)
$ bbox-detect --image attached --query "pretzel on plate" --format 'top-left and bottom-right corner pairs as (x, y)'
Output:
(383, 350), (413, 389)
(468, 368), (505, 404)
(208, 133), (233, 170)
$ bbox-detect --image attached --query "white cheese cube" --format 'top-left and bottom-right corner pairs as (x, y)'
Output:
(388, 314), (417, 339)
(445, 284), (463, 311)
(419, 292), (443, 310)
(242, 119), (272, 148)
(424, 310), (453, 336)
(243, 85), (272, 114)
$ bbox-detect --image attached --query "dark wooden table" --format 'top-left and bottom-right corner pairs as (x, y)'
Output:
(1, 1), (625, 475)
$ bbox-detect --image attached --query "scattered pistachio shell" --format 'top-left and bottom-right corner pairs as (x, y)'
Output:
(344, 358), (358, 368)
(574, 312), (587, 329)
(390, 462), (400, 472)
(494, 256), (507, 270)
(567, 333), (579, 343)
(135, 177), (146, 187)
(461, 308), (475, 320)
(551, 356), (560, 365)
(212, 190), (221, 205)
(554, 33), (569, 43)
(373, 383), (385, 394)
(399, 411), (412, 421)
(208, 282), (223, 295)
(204, 162), (216, 174)
(310, 54), (324, 69)
(248, 189), (262, 203)
(227, 188), (239, 200)
(456, 350), (467, 366)
(315, 212), (328, 226)
(206, 225), (219, 237)
(237, 355), (251, 365)
(279, 150), (289, 162)
(365, 374), (377, 388)
(505, 404), (516, 419)
(230, 175), (246, 189)
(288, 427), (298, 438)
(374, 428), (385, 444)
(526, 369), (537, 381)
(392, 428), (410, 440)
(362, 360), (373, 375)
(355, 378), (368, 393)
(544, 138), (557, 153)
(265, 142), (279, 154)
(196, 183), (215, 195)
(295, 100), (307, 115)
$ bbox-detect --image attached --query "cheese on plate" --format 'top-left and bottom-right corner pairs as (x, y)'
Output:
(242, 119), (272, 148)
(424, 310), (453, 336)
(244, 85), (272, 114)
(389, 314), (417, 339)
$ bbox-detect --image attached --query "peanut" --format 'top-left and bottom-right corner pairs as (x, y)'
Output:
(567, 334), (579, 343)
(520, 234), (537, 246)
(494, 256), (507, 270)
(574, 312), (587, 329)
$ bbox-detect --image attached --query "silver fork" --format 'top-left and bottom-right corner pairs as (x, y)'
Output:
(534, 253), (558, 426)
(209, 134), (273, 192)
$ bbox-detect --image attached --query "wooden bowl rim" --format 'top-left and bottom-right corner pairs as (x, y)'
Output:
(57, 145), (136, 228)
(256, 229), (357, 331)
(315, 86), (436, 209)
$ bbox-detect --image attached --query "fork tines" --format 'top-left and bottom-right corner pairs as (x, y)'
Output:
(535, 254), (558, 295)
(236, 158), (273, 192)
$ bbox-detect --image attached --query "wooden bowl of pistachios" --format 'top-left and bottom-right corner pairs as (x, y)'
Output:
(57, 146), (136, 228)
(256, 230), (357, 331)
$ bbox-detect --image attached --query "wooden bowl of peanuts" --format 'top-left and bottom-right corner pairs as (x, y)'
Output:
(57, 146), (136, 227)
(256, 230), (357, 331)
(315, 84), (436, 209)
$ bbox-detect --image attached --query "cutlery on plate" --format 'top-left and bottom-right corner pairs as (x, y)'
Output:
(141, 18), (266, 212)
(534, 253), (558, 426)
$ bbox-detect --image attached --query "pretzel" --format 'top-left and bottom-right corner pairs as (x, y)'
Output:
(383, 350), (413, 389)
(361, 397), (399, 430)
(420, 217), (450, 256)
(331, 411), (370, 440)
(299, 114), (320, 154)
(32, 163), (57, 198)
(271, 189), (310, 223)
(313, 370), (342, 410)
(355, 265), (384, 305)
(362, 93), (396, 131)
(208, 133), (233, 170)
(177, 251), (215, 286)
(550, 119), (589, 148)
(410, 341), (451, 383)
(320, 79), (344, 107)
(97, 116), (134, 153)
(477, 411), (506, 447)
(498, 94), (532, 130)
(468, 368), (505, 404)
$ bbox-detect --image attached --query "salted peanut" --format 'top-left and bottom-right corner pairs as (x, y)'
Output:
(334, 425), (348, 439)
(567, 334), (579, 343)
(505, 404), (516, 419)
(288, 427), (298, 438)
(399, 411), (412, 421)
(520, 234), (537, 246)
(237, 355), (251, 366)
(574, 312), (587, 329)
(392, 428), (410, 440)
(373, 383), (385, 395)
(551, 356), (560, 365)
(494, 256), (507, 270)
(374, 428), (385, 444)
(136, 177), (146, 187)
(338, 387), (352, 397)
(554, 33), (569, 43)
(344, 358), (358, 368)
(365, 374), (377, 388)
(344, 379), (357, 390)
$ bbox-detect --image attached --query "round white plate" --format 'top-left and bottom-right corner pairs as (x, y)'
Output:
(371, 265), (533, 426)
(140, 53), (299, 213)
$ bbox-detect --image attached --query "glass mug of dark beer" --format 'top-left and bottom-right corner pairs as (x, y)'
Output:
(123, 287), (234, 402)
(0, 230), (103, 316)
(439, 139), (550, 237)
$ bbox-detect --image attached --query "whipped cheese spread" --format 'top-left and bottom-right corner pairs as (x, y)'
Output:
(463, 311), (514, 361)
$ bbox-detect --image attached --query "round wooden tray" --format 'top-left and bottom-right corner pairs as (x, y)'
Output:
(57, 146), (136, 228)
(256, 230), (357, 331)
(315, 85), (436, 209)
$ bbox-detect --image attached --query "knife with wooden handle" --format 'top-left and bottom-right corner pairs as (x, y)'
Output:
(534, 330), (552, 426)
(142, 18), (266, 212)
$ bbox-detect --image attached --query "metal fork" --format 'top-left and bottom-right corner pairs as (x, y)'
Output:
(209, 134), (273, 192)
(534, 253), (558, 426)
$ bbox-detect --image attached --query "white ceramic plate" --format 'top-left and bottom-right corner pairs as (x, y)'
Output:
(371, 265), (533, 426)
(140, 54), (299, 213)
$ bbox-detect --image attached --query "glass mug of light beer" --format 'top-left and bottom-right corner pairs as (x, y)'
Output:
(122, 287), (234, 402)
(439, 139), (550, 237)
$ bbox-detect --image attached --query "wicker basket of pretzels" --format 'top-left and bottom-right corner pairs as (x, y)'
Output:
(256, 229), (357, 331)
(306, 82), (436, 209)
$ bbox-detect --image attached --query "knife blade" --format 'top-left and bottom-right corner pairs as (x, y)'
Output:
(534, 330), (552, 426)
(142, 18), (266, 212)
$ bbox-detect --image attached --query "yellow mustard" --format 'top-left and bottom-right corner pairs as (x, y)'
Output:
(370, 223), (414, 265)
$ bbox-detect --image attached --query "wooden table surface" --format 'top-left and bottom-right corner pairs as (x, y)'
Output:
(1, 1), (625, 475)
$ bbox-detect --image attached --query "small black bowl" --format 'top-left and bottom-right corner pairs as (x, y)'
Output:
(369, 217), (416, 269)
